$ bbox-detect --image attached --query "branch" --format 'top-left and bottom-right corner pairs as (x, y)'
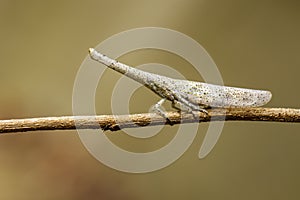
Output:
(0, 107), (299, 134)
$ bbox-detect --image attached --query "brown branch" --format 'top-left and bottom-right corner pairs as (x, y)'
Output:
(0, 107), (299, 134)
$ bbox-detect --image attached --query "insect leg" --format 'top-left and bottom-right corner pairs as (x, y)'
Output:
(171, 102), (181, 111)
(172, 100), (207, 120)
(151, 99), (174, 125)
(171, 91), (209, 114)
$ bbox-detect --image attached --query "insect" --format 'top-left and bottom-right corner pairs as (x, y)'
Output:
(88, 48), (272, 120)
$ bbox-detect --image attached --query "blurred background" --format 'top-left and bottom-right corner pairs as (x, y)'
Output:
(0, 0), (300, 199)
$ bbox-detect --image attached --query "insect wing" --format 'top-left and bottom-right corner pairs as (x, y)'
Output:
(172, 80), (272, 108)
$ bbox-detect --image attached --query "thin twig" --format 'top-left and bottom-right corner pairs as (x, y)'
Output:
(0, 107), (299, 134)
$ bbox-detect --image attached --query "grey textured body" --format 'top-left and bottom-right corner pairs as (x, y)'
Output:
(89, 48), (272, 112)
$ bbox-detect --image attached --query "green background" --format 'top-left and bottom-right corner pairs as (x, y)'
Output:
(0, 0), (299, 199)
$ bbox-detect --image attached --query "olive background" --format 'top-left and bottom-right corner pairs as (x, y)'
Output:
(0, 0), (299, 199)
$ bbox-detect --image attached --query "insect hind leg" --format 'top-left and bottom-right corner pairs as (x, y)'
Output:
(172, 100), (208, 120)
(171, 91), (209, 115)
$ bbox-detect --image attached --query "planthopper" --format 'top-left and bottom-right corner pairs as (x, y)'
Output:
(88, 48), (272, 119)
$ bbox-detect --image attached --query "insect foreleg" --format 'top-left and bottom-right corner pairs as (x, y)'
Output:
(150, 99), (175, 125)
